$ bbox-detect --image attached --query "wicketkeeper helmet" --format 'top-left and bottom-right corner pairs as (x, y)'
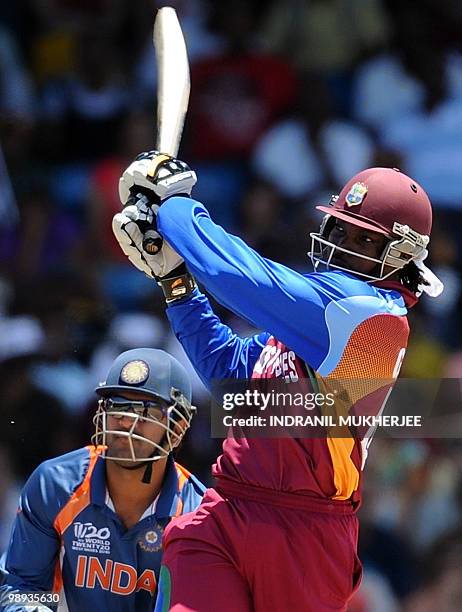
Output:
(92, 348), (195, 463)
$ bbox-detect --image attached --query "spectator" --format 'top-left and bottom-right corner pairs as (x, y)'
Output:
(40, 28), (131, 161)
(253, 74), (375, 199)
(0, 316), (73, 481)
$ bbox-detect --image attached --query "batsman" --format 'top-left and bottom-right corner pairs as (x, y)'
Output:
(112, 14), (442, 608)
(113, 153), (443, 611)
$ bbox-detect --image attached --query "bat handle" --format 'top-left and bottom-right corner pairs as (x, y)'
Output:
(124, 191), (163, 255)
(142, 229), (164, 254)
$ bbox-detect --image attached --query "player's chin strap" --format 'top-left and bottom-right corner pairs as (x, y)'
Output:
(414, 249), (444, 297)
(141, 431), (174, 483)
(142, 462), (154, 484)
(141, 433), (171, 484)
(115, 448), (166, 484)
(114, 455), (157, 483)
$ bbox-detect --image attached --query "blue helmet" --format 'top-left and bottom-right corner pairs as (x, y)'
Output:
(95, 348), (192, 405)
(92, 349), (195, 463)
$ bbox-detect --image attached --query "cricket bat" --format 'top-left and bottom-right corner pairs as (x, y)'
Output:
(143, 7), (190, 254)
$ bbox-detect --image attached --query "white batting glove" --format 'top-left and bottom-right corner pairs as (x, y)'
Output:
(112, 197), (183, 279)
(118, 150), (197, 206)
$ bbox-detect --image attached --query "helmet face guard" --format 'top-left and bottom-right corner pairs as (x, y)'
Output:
(309, 211), (430, 282)
(92, 388), (195, 463)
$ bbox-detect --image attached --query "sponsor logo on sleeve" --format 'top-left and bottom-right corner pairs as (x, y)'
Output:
(252, 341), (299, 382)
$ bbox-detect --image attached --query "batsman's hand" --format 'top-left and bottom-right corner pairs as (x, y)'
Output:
(118, 150), (197, 206)
(112, 192), (183, 279)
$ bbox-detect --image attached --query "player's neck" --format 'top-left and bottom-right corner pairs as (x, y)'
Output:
(105, 458), (168, 520)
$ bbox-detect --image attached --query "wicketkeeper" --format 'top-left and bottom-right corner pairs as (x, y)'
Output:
(0, 348), (204, 612)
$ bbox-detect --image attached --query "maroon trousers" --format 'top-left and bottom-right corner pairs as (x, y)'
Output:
(157, 485), (362, 611)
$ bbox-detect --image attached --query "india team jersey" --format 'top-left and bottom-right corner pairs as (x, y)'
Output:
(0, 447), (204, 611)
(158, 196), (412, 506)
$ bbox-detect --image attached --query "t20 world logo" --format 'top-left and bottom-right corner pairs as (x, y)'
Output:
(74, 522), (111, 540)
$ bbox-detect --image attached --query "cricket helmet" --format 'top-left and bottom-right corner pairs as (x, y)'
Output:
(309, 167), (432, 281)
(92, 348), (195, 463)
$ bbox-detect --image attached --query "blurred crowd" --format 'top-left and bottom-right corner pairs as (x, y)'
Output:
(1, 1), (462, 610)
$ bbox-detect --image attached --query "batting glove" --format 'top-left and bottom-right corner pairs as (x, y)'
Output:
(118, 150), (197, 207)
(112, 193), (183, 279)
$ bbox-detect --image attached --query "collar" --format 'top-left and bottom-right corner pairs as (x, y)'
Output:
(374, 279), (418, 308)
(90, 453), (107, 506)
(315, 269), (419, 308)
(105, 489), (160, 521)
(155, 455), (186, 519)
(90, 453), (185, 518)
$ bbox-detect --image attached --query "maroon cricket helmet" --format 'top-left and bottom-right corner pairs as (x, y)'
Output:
(316, 167), (432, 237)
(309, 167), (433, 282)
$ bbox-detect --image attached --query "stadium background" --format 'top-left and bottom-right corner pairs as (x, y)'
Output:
(1, 1), (462, 610)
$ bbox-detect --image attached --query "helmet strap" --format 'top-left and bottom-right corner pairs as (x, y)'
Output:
(141, 431), (170, 484)
(113, 456), (157, 484)
(141, 462), (153, 484)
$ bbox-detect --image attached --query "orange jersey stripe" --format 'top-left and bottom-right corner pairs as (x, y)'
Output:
(322, 314), (409, 500)
(53, 446), (104, 536)
(175, 462), (192, 480)
(327, 438), (358, 501)
(173, 463), (190, 517)
(52, 548), (64, 594)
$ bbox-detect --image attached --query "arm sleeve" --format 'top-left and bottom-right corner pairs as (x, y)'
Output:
(166, 289), (270, 390)
(157, 197), (344, 366)
(0, 466), (61, 604)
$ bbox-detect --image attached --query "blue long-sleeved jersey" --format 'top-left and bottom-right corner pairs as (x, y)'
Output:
(0, 446), (204, 611)
(157, 197), (413, 503)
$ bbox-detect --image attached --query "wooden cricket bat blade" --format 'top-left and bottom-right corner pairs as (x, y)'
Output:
(154, 7), (190, 157)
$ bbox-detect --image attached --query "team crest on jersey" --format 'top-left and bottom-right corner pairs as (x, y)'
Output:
(345, 182), (367, 207)
(138, 526), (163, 552)
(120, 360), (149, 385)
